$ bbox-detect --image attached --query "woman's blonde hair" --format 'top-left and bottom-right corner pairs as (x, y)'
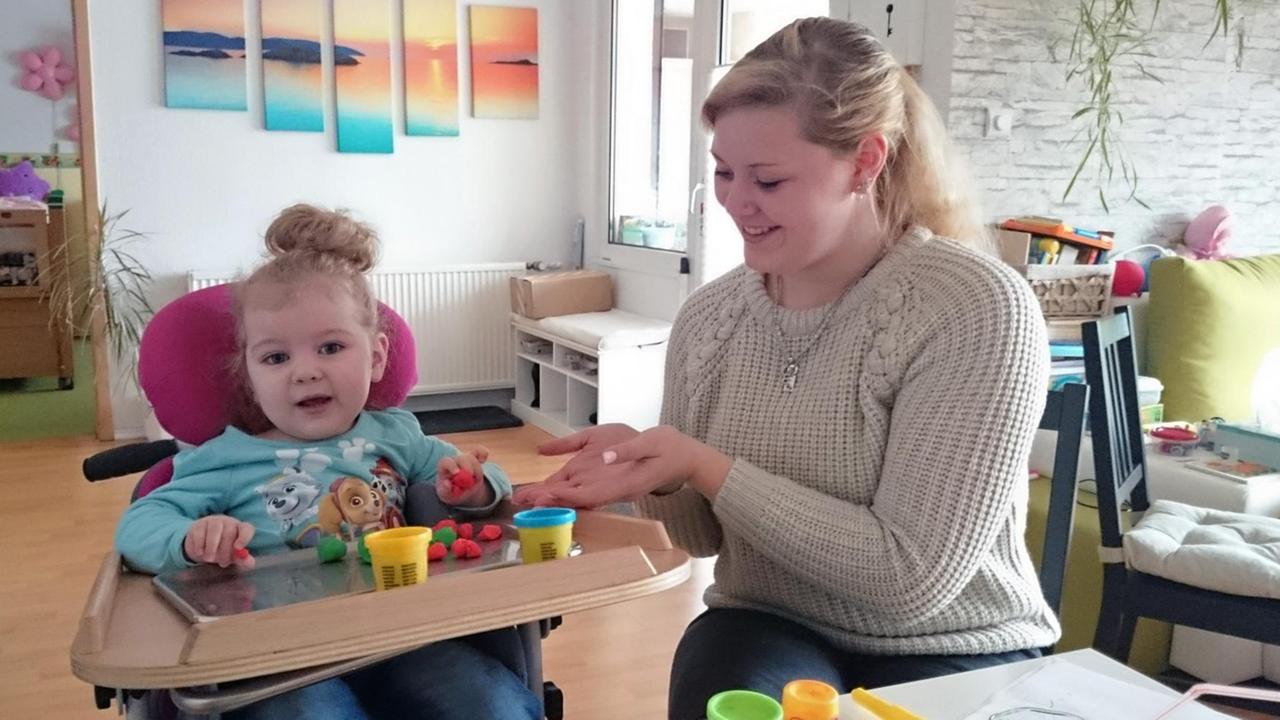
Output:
(229, 204), (383, 431)
(702, 17), (982, 244)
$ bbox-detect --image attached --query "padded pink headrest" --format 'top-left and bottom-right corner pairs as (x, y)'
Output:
(138, 284), (416, 445)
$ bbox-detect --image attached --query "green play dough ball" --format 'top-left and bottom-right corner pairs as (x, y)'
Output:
(316, 536), (347, 563)
(357, 535), (372, 564)
(434, 527), (458, 547)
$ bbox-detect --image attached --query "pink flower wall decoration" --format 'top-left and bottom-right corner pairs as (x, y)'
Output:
(20, 46), (75, 101)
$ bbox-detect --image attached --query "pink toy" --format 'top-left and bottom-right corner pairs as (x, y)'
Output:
(1178, 205), (1234, 260)
(20, 46), (75, 101)
(477, 524), (503, 542)
(1112, 259), (1145, 297)
(0, 161), (51, 200)
(457, 523), (474, 540)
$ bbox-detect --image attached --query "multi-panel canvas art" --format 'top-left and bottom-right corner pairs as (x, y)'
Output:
(404, 0), (460, 137)
(334, 0), (394, 153)
(468, 6), (539, 119)
(261, 0), (325, 132)
(162, 0), (248, 111)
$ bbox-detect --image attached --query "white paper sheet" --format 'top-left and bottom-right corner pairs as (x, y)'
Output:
(961, 658), (1230, 720)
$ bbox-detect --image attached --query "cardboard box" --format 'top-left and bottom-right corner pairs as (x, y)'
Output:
(510, 270), (612, 319)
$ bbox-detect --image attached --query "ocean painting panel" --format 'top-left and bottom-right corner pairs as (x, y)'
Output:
(469, 6), (539, 119)
(163, 0), (248, 110)
(334, 0), (394, 153)
(404, 0), (459, 137)
(261, 0), (324, 131)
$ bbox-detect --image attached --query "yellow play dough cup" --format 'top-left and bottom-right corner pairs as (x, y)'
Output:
(782, 680), (840, 720)
(512, 508), (576, 564)
(363, 526), (431, 590)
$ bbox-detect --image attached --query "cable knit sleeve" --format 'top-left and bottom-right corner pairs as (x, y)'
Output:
(711, 261), (1049, 620)
(637, 291), (725, 558)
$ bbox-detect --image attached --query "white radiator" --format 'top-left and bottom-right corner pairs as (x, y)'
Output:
(188, 263), (524, 394)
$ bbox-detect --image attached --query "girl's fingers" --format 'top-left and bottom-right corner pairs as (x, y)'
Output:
(470, 446), (490, 464)
(438, 456), (459, 477)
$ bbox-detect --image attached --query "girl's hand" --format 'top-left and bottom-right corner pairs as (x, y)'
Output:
(436, 446), (494, 506)
(513, 424), (733, 508)
(184, 515), (256, 569)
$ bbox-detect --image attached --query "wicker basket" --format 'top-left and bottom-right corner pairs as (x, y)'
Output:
(1021, 263), (1115, 319)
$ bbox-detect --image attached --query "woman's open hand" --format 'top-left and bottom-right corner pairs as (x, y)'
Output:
(512, 424), (732, 508)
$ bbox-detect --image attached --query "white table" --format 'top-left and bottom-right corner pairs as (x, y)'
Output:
(838, 649), (1178, 719)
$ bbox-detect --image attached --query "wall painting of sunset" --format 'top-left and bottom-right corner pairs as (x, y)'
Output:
(334, 0), (394, 153)
(260, 0), (324, 132)
(468, 6), (539, 120)
(404, 0), (460, 136)
(162, 0), (247, 111)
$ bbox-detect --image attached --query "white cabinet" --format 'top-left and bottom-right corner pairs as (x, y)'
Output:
(510, 312), (670, 437)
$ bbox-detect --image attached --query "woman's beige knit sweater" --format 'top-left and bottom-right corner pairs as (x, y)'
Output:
(639, 226), (1059, 655)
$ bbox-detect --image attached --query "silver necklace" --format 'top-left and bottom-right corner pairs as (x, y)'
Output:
(769, 274), (854, 392)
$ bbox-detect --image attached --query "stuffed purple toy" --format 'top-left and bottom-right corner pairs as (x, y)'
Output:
(0, 161), (51, 200)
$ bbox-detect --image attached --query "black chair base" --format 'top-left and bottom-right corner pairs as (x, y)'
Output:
(543, 681), (564, 720)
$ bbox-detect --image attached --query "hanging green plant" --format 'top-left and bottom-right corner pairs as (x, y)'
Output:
(1063, 0), (1245, 211)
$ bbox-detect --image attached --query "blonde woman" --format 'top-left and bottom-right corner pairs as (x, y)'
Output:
(516, 17), (1054, 718)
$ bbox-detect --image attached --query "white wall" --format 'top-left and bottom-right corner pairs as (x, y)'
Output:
(87, 0), (607, 436)
(1, 2), (78, 154)
(949, 0), (1280, 255)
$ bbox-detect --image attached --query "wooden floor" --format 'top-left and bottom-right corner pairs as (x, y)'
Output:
(1, 428), (1271, 719)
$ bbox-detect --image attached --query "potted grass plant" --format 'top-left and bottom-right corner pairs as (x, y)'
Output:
(47, 202), (157, 433)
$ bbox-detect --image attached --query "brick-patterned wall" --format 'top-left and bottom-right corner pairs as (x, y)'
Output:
(948, 0), (1280, 255)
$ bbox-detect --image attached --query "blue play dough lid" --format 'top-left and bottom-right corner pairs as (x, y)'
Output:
(512, 507), (576, 528)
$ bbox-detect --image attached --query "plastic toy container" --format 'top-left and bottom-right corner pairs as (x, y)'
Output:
(512, 507), (576, 564)
(363, 527), (432, 590)
(1150, 426), (1200, 457)
(706, 690), (783, 720)
(782, 680), (839, 720)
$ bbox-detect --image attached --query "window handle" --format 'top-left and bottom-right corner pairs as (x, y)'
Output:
(689, 182), (705, 214)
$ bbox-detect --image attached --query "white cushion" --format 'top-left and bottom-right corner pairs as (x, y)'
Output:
(1124, 499), (1280, 599)
(513, 309), (671, 350)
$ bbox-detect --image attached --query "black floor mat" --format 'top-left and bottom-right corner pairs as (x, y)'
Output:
(414, 405), (524, 435)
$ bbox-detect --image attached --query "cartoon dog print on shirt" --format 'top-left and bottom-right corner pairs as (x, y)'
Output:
(369, 458), (407, 528)
(317, 477), (385, 540)
(255, 449), (330, 535)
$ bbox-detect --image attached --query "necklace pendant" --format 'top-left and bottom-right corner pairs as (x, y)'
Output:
(782, 359), (799, 392)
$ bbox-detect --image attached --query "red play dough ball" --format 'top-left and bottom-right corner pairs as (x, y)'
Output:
(450, 469), (477, 498)
(457, 523), (474, 540)
(433, 518), (457, 531)
(427, 542), (447, 561)
(477, 524), (503, 541)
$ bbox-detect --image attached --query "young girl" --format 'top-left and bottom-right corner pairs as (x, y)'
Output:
(115, 204), (540, 720)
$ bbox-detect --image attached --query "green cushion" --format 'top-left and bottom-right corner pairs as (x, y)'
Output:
(1147, 255), (1280, 422)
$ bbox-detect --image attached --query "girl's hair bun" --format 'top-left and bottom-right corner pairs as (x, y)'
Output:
(263, 203), (378, 272)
